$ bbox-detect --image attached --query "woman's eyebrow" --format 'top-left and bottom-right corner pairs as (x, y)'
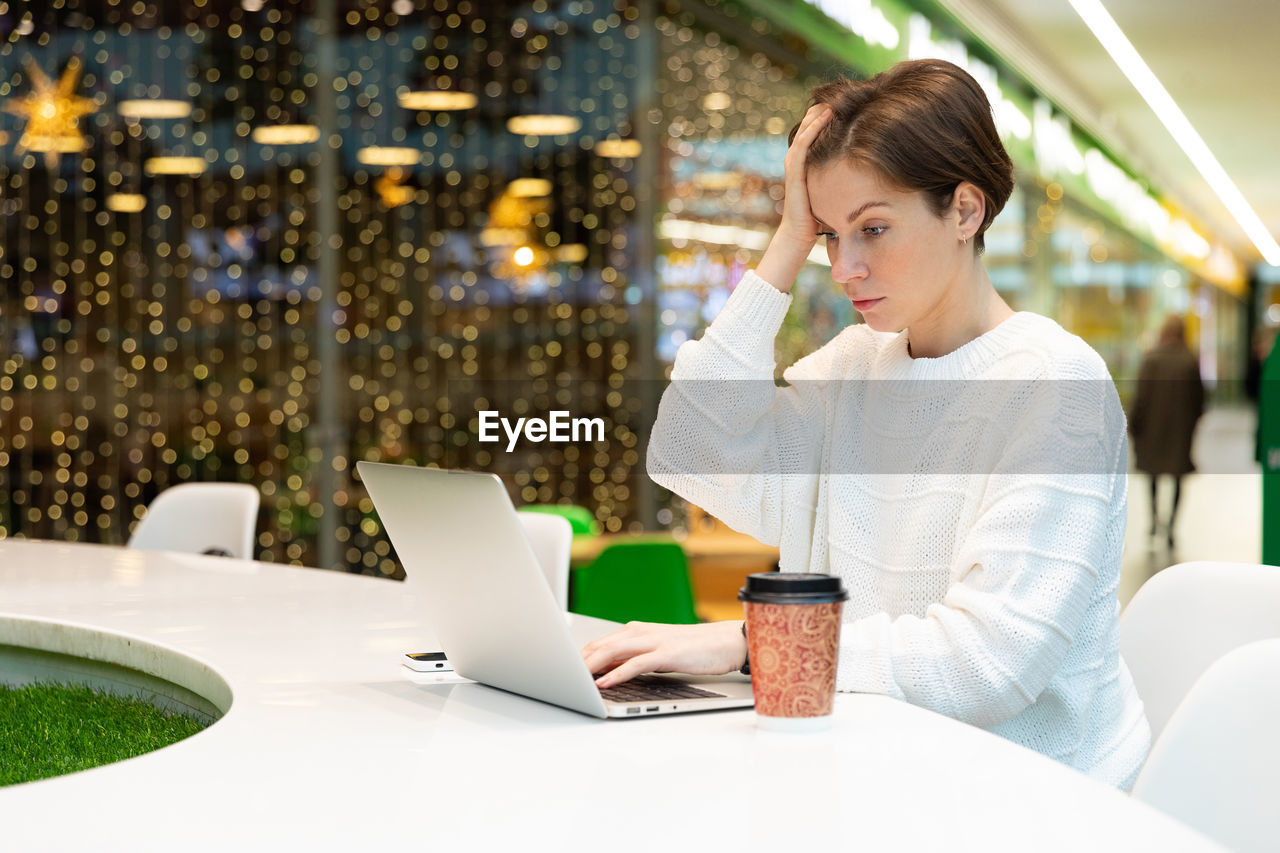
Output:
(813, 200), (891, 229)
(844, 201), (891, 223)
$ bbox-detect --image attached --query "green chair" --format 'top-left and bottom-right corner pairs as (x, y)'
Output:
(569, 542), (698, 625)
(518, 504), (601, 537)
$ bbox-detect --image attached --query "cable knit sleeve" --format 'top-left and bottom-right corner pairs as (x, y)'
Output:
(836, 358), (1129, 729)
(645, 270), (839, 547)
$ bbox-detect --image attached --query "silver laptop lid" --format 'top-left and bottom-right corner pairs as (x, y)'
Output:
(357, 462), (609, 718)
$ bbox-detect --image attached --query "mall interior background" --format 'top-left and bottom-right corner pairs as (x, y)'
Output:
(0, 0), (1267, 576)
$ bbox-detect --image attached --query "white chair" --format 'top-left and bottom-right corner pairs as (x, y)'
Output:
(128, 483), (260, 560)
(516, 512), (573, 610)
(1119, 560), (1280, 742)
(1131, 638), (1280, 852)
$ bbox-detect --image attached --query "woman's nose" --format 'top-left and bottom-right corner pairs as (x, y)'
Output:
(831, 245), (869, 283)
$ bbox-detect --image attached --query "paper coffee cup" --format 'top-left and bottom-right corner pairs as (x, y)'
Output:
(739, 573), (847, 731)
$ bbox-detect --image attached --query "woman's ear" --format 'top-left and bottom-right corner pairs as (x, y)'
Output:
(952, 181), (986, 241)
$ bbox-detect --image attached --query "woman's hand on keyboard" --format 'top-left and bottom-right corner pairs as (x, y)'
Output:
(581, 621), (747, 689)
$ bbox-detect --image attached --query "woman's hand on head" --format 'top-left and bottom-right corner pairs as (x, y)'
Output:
(580, 620), (747, 689)
(777, 103), (833, 247)
(757, 103), (833, 291)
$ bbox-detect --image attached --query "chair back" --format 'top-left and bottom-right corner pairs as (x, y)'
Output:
(128, 483), (260, 560)
(1119, 561), (1280, 741)
(570, 542), (697, 624)
(1132, 638), (1280, 852)
(518, 504), (600, 536)
(516, 512), (573, 610)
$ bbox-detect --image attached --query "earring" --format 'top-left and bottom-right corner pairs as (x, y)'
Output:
(961, 234), (969, 246)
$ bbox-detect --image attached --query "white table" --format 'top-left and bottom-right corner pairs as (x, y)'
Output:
(0, 540), (1220, 851)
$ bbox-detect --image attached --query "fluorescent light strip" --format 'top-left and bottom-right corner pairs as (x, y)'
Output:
(659, 219), (830, 266)
(1068, 0), (1279, 265)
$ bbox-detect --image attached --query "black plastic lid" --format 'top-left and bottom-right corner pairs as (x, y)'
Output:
(738, 572), (848, 604)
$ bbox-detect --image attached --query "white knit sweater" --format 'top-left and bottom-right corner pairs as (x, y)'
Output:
(648, 270), (1151, 789)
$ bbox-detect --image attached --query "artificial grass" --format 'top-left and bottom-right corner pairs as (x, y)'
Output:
(0, 682), (209, 787)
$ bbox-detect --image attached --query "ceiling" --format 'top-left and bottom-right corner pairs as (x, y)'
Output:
(935, 0), (1280, 270)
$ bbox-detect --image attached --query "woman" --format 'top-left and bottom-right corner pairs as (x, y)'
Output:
(1129, 314), (1204, 549)
(581, 59), (1149, 789)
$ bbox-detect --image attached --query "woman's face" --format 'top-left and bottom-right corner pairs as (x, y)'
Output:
(807, 158), (966, 335)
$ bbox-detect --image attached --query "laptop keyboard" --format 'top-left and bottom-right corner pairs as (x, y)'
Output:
(598, 674), (727, 703)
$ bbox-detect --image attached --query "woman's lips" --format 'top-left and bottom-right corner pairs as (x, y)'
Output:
(851, 297), (884, 312)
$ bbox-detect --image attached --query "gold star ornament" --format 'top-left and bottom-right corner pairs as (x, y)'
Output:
(3, 57), (98, 164)
(375, 167), (416, 208)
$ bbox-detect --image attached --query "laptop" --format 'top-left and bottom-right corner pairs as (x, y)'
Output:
(357, 461), (755, 718)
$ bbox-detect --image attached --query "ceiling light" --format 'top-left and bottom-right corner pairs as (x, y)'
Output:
(356, 146), (420, 166)
(106, 193), (146, 212)
(1067, 0), (1280, 264)
(118, 99), (191, 119)
(506, 114), (581, 136)
(595, 137), (642, 158)
(397, 90), (477, 111)
(480, 227), (526, 247)
(702, 93), (731, 111)
(144, 156), (205, 175)
(694, 172), (739, 191)
(251, 124), (321, 145)
(555, 243), (588, 263)
(506, 178), (552, 198)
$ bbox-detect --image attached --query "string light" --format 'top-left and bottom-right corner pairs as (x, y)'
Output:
(0, 0), (794, 563)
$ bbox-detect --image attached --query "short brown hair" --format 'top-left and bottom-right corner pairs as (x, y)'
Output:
(790, 59), (1014, 254)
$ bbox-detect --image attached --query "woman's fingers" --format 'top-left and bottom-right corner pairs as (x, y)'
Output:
(796, 102), (827, 129)
(774, 104), (832, 244)
(792, 105), (832, 149)
(581, 623), (659, 674)
(594, 652), (664, 689)
(583, 645), (642, 676)
(580, 622), (744, 688)
(581, 622), (686, 682)
(787, 104), (832, 169)
(794, 103), (832, 140)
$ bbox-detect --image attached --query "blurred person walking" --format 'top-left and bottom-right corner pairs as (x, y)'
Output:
(1129, 314), (1204, 549)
